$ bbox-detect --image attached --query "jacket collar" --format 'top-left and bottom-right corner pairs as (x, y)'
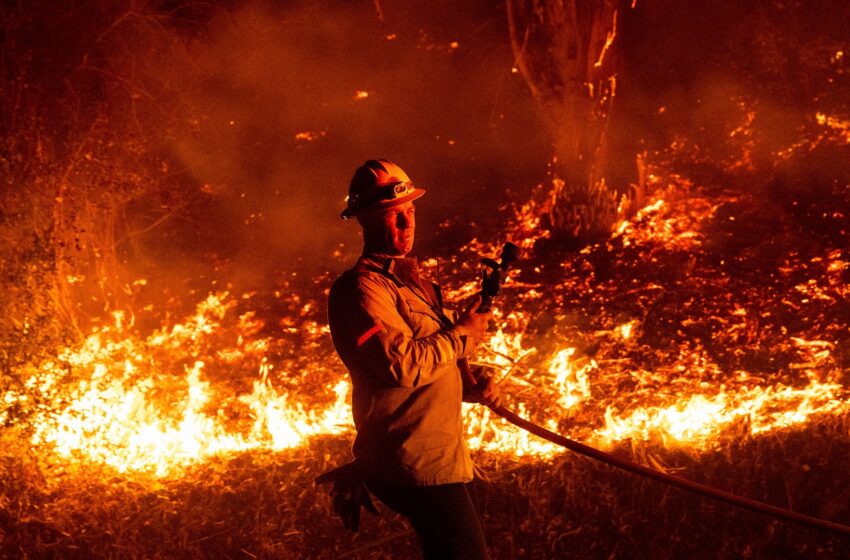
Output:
(357, 253), (416, 282)
(357, 253), (452, 326)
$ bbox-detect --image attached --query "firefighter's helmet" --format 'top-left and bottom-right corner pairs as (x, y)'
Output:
(341, 159), (425, 219)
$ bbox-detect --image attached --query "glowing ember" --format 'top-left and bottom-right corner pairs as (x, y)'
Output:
(5, 176), (850, 478)
(593, 9), (617, 68)
(816, 112), (850, 143)
(294, 130), (326, 142)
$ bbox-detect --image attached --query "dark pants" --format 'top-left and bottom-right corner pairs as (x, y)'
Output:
(365, 478), (489, 560)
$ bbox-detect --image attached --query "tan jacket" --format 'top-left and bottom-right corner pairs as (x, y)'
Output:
(328, 254), (474, 485)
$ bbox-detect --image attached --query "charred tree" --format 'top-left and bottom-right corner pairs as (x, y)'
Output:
(506, 0), (636, 240)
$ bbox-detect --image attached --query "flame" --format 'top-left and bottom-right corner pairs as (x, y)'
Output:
(6, 175), (850, 479)
(597, 374), (844, 446)
(16, 294), (353, 476)
(548, 348), (593, 410)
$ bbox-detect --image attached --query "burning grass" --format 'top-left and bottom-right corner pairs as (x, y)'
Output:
(3, 1), (850, 556)
(4, 128), (850, 558)
(3, 421), (850, 558)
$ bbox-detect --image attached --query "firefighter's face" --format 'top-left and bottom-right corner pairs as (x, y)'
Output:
(359, 201), (416, 256)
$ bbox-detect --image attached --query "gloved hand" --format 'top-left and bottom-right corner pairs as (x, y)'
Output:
(453, 296), (494, 342)
(462, 366), (502, 409)
(315, 461), (379, 532)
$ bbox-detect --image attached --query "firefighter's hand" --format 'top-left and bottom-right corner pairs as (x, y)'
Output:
(330, 478), (378, 532)
(453, 296), (493, 341)
(466, 372), (502, 409)
(315, 462), (379, 532)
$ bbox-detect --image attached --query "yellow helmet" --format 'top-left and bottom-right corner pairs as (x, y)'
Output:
(341, 159), (426, 219)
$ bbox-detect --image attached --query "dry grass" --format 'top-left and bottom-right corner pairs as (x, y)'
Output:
(3, 3), (850, 558)
(3, 418), (850, 559)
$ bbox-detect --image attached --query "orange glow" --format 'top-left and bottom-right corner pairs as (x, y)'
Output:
(14, 294), (352, 476)
(7, 176), (850, 478)
(294, 130), (326, 142)
(594, 10), (618, 68)
(816, 112), (850, 143)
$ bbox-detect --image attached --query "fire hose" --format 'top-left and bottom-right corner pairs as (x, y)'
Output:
(484, 402), (850, 538)
(465, 242), (850, 538)
(318, 243), (850, 538)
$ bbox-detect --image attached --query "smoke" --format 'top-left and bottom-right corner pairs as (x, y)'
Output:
(137, 0), (549, 287)
(5, 0), (846, 325)
(617, 0), (849, 168)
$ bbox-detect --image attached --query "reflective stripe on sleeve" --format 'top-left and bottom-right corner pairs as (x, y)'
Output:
(357, 324), (384, 347)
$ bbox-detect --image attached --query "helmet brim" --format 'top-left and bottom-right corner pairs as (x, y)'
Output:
(341, 188), (426, 219)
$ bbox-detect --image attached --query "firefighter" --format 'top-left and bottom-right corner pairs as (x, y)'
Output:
(326, 159), (500, 559)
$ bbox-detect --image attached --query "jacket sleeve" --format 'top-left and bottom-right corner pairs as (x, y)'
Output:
(353, 276), (470, 388)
